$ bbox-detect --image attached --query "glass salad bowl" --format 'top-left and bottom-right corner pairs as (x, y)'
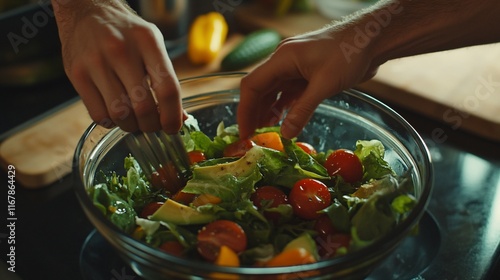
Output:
(73, 72), (433, 279)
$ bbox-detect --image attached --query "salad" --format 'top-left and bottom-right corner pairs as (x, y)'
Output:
(88, 116), (416, 268)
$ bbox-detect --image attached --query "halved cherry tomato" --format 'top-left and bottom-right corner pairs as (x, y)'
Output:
(140, 201), (164, 218)
(289, 179), (331, 220)
(251, 186), (288, 223)
(315, 233), (351, 259)
(223, 139), (255, 158)
(324, 149), (363, 183)
(313, 215), (338, 236)
(150, 163), (185, 193)
(188, 150), (206, 165)
(251, 132), (285, 152)
(159, 240), (185, 257)
(296, 142), (317, 155)
(197, 220), (247, 262)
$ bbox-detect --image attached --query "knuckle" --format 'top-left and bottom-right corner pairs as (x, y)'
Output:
(67, 63), (87, 82)
(132, 23), (160, 44)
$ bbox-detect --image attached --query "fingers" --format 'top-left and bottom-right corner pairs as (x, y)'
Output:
(68, 22), (182, 134)
(280, 76), (332, 139)
(238, 72), (279, 139)
(69, 67), (114, 128)
(111, 45), (161, 132)
(237, 48), (303, 139)
(238, 56), (339, 139)
(262, 79), (308, 127)
(238, 31), (352, 139)
(139, 27), (183, 134)
(88, 59), (139, 132)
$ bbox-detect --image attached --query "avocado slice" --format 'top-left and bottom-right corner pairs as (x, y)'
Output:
(149, 199), (215, 225)
(181, 146), (265, 202)
(194, 145), (265, 178)
(283, 233), (320, 261)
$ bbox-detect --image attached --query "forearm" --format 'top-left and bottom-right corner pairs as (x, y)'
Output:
(333, 0), (500, 66)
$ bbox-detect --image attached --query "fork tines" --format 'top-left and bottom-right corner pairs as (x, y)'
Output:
(125, 131), (191, 181)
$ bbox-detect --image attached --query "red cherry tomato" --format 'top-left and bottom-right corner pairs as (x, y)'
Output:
(315, 233), (351, 259)
(324, 149), (363, 183)
(159, 240), (185, 257)
(296, 142), (317, 155)
(197, 220), (247, 262)
(188, 150), (206, 165)
(150, 163), (185, 193)
(223, 139), (255, 158)
(251, 186), (288, 222)
(313, 215), (338, 236)
(289, 179), (331, 220)
(140, 201), (164, 218)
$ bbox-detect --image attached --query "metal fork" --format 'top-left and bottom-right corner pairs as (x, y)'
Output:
(125, 131), (192, 185)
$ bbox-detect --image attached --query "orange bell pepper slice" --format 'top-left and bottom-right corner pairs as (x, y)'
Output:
(251, 132), (285, 152)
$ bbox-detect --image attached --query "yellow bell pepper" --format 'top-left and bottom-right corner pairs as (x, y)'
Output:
(275, 0), (293, 16)
(215, 245), (240, 267)
(188, 12), (228, 65)
(210, 245), (239, 279)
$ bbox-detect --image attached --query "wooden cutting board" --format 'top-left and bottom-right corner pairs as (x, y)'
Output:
(235, 4), (500, 142)
(357, 46), (500, 142)
(0, 100), (92, 188)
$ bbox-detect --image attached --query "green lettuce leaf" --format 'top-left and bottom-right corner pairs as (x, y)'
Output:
(283, 138), (329, 177)
(354, 140), (395, 180)
(258, 146), (330, 188)
(88, 183), (137, 233)
(350, 191), (396, 244)
(321, 198), (351, 233)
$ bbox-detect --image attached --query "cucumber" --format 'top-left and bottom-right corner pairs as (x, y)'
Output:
(221, 29), (281, 71)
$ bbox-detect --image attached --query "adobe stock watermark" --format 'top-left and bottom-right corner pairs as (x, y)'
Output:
(426, 74), (499, 146)
(7, 0), (57, 54)
(340, 1), (403, 63)
(5, 165), (17, 273)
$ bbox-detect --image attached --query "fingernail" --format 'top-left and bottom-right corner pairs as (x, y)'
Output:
(98, 118), (115, 129)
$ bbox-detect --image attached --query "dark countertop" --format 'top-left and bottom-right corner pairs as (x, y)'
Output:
(1, 74), (499, 280)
